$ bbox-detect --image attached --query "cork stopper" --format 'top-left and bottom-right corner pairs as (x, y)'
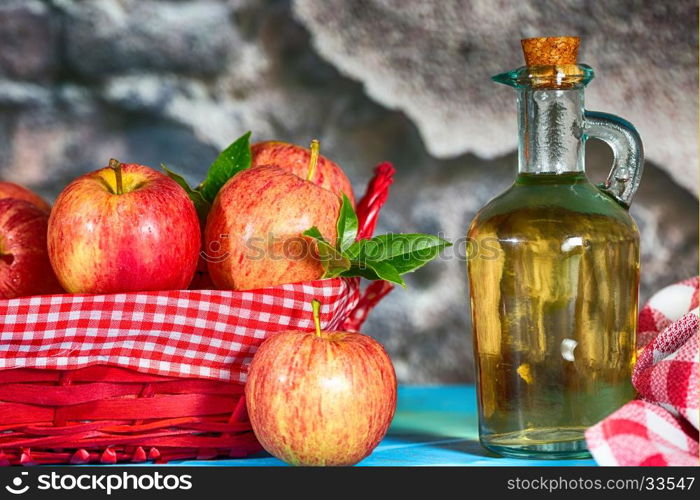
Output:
(513, 36), (586, 89)
(521, 37), (580, 66)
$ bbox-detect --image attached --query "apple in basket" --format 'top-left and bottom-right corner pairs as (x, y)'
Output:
(246, 299), (397, 466)
(0, 198), (64, 298)
(48, 160), (201, 294)
(0, 181), (52, 213)
(205, 140), (342, 290)
(251, 141), (355, 206)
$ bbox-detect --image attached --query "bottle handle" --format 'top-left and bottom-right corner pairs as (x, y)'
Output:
(583, 111), (644, 207)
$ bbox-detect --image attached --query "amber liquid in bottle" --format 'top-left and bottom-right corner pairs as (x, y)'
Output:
(469, 37), (643, 459)
(468, 173), (639, 458)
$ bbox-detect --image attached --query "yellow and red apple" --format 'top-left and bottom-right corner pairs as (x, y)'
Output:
(205, 145), (341, 290)
(251, 141), (355, 206)
(246, 300), (397, 466)
(0, 181), (51, 213)
(48, 161), (201, 294)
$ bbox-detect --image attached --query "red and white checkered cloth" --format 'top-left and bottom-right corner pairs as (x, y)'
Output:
(0, 279), (360, 383)
(585, 277), (700, 466)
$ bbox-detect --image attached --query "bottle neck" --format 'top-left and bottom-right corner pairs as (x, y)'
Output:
(517, 88), (585, 174)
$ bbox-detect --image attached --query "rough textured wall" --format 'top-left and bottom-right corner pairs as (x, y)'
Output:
(0, 0), (697, 382)
(295, 0), (699, 194)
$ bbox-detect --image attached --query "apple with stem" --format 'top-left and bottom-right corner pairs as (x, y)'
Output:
(246, 299), (397, 466)
(205, 140), (340, 290)
(0, 182), (51, 213)
(0, 198), (63, 298)
(251, 140), (355, 206)
(48, 159), (201, 294)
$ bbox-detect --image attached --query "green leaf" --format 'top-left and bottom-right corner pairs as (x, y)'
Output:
(161, 163), (211, 221)
(303, 227), (351, 278)
(302, 188), (451, 286)
(346, 233), (451, 274)
(198, 131), (252, 203)
(385, 247), (444, 274)
(342, 260), (406, 287)
(335, 194), (358, 252)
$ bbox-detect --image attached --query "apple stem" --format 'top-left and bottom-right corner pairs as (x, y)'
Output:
(109, 158), (123, 195)
(311, 299), (322, 337)
(306, 139), (320, 182)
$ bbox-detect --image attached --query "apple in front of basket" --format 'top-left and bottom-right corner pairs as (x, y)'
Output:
(245, 299), (397, 466)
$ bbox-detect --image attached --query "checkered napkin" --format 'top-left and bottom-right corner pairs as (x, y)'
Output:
(0, 162), (396, 385)
(0, 279), (360, 383)
(585, 277), (700, 466)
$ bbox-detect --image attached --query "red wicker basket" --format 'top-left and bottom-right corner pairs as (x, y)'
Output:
(0, 163), (395, 466)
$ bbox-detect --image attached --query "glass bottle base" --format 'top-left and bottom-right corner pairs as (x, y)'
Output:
(481, 427), (592, 460)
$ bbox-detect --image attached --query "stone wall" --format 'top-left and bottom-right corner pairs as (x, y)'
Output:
(0, 0), (697, 382)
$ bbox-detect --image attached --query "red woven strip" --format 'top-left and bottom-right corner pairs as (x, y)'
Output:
(0, 450), (72, 465)
(0, 430), (103, 448)
(230, 394), (248, 422)
(0, 369), (61, 384)
(342, 280), (394, 332)
(7, 430), (255, 450)
(133, 435), (254, 448)
(68, 366), (176, 383)
(180, 421), (252, 433)
(54, 394), (236, 421)
(356, 162), (395, 240)
(0, 440), (264, 465)
(18, 420), (127, 436)
(148, 379), (244, 395)
(0, 379), (244, 407)
(104, 420), (251, 434)
(0, 402), (53, 425)
(0, 382), (144, 406)
(0, 367), (176, 384)
(0, 421), (49, 432)
(60, 430), (197, 448)
(100, 416), (249, 434)
(341, 162), (397, 332)
(99, 417), (201, 434)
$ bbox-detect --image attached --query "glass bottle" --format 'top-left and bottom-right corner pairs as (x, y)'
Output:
(467, 37), (643, 459)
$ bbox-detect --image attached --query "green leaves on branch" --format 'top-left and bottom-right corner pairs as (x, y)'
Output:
(302, 227), (351, 278)
(198, 132), (252, 202)
(162, 131), (252, 220)
(335, 194), (358, 252)
(304, 195), (451, 287)
(160, 164), (211, 220)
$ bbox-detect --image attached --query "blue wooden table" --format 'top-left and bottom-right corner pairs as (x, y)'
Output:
(174, 385), (597, 466)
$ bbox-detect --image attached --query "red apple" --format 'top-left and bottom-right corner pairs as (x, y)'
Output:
(0, 198), (63, 299)
(252, 141), (355, 206)
(48, 160), (201, 294)
(0, 182), (51, 213)
(204, 159), (340, 290)
(246, 299), (397, 466)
